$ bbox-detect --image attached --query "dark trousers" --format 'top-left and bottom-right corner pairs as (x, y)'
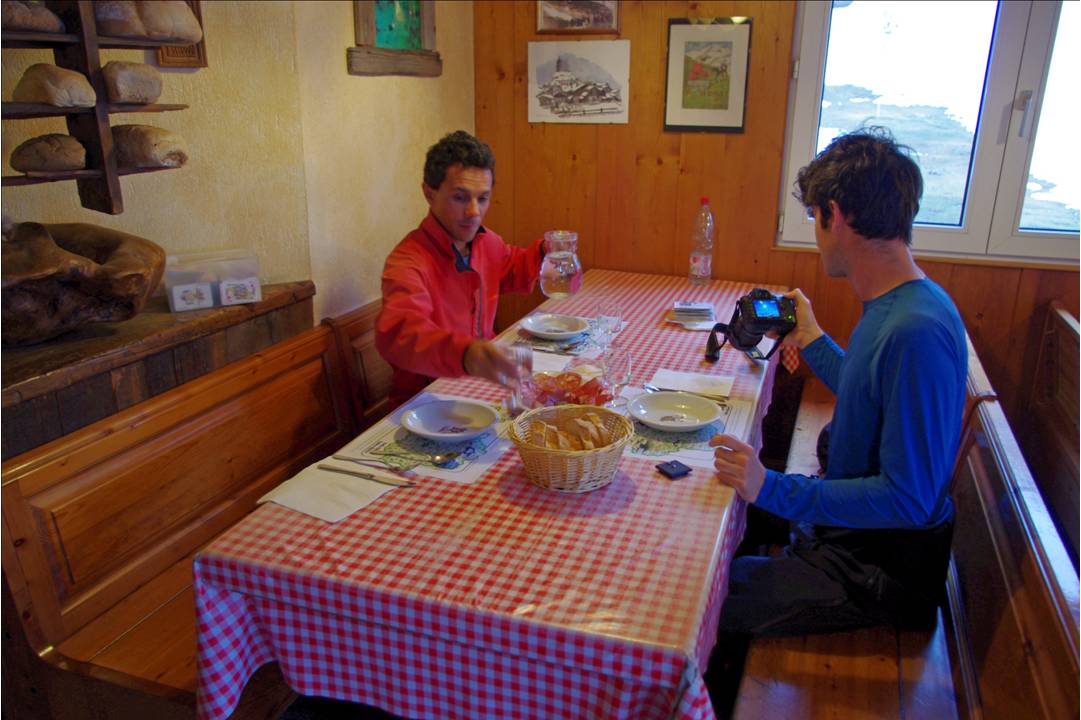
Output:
(718, 508), (954, 636)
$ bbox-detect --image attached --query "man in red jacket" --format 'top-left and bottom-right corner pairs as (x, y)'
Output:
(376, 131), (544, 409)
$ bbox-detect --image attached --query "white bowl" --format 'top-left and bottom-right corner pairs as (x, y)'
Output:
(520, 313), (589, 340)
(400, 400), (499, 442)
(629, 391), (722, 433)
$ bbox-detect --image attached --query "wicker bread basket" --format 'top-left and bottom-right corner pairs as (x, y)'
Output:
(510, 404), (634, 493)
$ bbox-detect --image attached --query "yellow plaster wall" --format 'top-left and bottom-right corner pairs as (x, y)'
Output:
(293, 0), (475, 319)
(1, 1), (477, 321)
(1, 1), (311, 285)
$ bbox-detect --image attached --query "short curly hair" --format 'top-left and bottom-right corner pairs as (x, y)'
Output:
(795, 126), (922, 244)
(423, 130), (496, 189)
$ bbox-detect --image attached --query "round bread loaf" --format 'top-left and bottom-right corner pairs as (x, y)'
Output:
(10, 134), (86, 173)
(12, 64), (96, 107)
(112, 124), (188, 168)
(102, 61), (163, 104)
(94, 0), (202, 43)
(1, 0), (65, 32)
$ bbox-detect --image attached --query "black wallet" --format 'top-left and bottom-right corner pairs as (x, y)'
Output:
(656, 460), (692, 479)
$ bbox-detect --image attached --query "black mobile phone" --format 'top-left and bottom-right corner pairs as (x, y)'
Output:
(656, 460), (692, 479)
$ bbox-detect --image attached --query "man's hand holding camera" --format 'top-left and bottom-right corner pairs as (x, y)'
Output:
(771, 289), (824, 350)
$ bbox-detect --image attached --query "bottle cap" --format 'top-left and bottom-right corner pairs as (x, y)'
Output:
(700, 196), (709, 205)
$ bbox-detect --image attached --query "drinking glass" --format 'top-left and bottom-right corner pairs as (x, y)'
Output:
(594, 299), (622, 348)
(601, 345), (632, 413)
(539, 230), (583, 299)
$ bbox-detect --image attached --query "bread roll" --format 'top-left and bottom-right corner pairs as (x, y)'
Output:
(112, 124), (188, 168)
(102, 61), (162, 104)
(2, 0), (65, 32)
(10, 134), (86, 172)
(94, 0), (202, 43)
(12, 64), (95, 107)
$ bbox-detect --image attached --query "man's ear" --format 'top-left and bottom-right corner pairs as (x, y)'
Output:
(827, 199), (846, 230)
(421, 183), (435, 205)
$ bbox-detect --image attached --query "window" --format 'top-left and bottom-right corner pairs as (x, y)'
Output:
(779, 1), (1079, 263)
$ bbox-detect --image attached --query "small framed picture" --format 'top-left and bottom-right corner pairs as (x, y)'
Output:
(170, 282), (214, 312)
(219, 277), (262, 306)
(537, 1), (620, 34)
(664, 18), (752, 133)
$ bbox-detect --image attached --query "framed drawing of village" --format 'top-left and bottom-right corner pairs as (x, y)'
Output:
(528, 40), (630, 124)
(664, 17), (752, 132)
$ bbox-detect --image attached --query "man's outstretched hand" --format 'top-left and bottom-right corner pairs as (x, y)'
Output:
(463, 340), (524, 387)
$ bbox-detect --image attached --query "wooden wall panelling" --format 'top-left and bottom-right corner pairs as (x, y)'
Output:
(323, 301), (395, 431)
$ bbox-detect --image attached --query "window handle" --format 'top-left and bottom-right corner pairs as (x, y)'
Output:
(1015, 90), (1034, 139)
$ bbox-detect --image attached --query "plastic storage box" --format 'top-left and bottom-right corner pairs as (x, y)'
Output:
(164, 250), (262, 312)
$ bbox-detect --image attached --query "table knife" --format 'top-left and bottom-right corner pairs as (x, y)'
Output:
(317, 464), (415, 487)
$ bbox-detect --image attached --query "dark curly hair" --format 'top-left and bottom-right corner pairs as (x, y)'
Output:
(423, 130), (496, 189)
(795, 127), (922, 244)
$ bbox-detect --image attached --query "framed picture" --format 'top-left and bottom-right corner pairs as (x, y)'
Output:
(528, 40), (630, 124)
(537, 1), (620, 34)
(348, 1), (442, 77)
(664, 18), (752, 133)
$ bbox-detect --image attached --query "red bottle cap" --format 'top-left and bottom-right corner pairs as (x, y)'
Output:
(700, 196), (709, 205)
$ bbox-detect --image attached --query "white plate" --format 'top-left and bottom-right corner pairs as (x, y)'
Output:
(401, 400), (499, 442)
(520, 313), (589, 340)
(629, 391), (721, 433)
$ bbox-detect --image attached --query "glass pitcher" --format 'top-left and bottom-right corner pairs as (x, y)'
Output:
(539, 230), (583, 299)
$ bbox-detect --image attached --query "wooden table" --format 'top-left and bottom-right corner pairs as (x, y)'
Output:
(194, 270), (784, 720)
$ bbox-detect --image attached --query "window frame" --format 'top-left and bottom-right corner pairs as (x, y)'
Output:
(777, 0), (1078, 264)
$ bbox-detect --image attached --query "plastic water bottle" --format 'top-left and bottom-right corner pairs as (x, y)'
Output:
(688, 197), (714, 285)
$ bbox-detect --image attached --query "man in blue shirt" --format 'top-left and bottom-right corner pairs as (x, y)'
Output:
(711, 128), (967, 635)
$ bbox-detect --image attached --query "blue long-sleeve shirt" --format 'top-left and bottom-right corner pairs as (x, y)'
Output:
(755, 279), (967, 529)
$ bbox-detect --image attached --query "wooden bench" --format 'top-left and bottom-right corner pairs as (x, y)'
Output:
(322, 299), (394, 432)
(2, 325), (356, 719)
(1015, 301), (1078, 565)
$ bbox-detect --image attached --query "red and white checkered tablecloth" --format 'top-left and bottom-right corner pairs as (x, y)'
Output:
(195, 270), (784, 720)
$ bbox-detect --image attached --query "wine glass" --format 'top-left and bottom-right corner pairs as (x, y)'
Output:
(601, 345), (632, 413)
(539, 230), (582, 299)
(594, 299), (622, 349)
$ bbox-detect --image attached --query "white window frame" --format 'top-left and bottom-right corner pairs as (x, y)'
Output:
(777, 0), (1079, 264)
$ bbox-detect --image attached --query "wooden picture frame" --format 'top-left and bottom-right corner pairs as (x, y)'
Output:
(348, 0), (442, 77)
(537, 1), (620, 34)
(156, 0), (208, 68)
(664, 17), (752, 133)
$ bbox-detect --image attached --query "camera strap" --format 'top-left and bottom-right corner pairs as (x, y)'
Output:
(705, 305), (783, 363)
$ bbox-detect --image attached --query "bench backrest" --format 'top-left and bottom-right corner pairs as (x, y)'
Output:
(1018, 301), (1079, 563)
(2, 326), (355, 650)
(322, 300), (394, 431)
(948, 335), (1079, 720)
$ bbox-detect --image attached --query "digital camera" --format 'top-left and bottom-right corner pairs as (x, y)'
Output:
(706, 288), (797, 361)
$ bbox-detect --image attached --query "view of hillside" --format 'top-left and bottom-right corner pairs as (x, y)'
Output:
(821, 84), (1078, 231)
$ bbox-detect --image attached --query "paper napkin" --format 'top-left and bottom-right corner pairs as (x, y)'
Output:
(649, 368), (734, 398)
(258, 458), (406, 523)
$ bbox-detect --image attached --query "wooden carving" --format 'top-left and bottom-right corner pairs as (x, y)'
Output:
(2, 222), (165, 345)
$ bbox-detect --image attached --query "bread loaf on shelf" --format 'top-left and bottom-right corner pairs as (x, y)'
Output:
(10, 134), (86, 172)
(102, 61), (163, 104)
(112, 124), (188, 168)
(94, 0), (203, 43)
(1, 0), (65, 33)
(12, 64), (96, 107)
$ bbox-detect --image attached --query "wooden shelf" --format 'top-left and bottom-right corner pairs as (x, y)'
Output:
(3, 1), (196, 214)
(1, 30), (79, 48)
(2, 102), (94, 119)
(2, 169), (102, 186)
(96, 36), (198, 49)
(3, 165), (181, 187)
(2, 102), (188, 119)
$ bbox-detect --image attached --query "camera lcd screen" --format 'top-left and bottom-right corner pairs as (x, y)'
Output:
(753, 299), (780, 318)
